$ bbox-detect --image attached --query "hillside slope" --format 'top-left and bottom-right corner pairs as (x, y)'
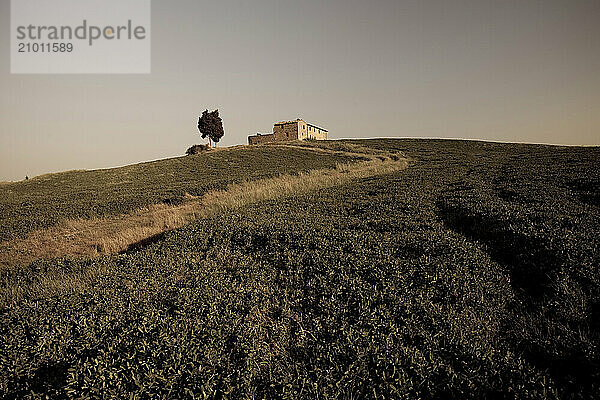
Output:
(1, 139), (599, 398)
(0, 146), (359, 242)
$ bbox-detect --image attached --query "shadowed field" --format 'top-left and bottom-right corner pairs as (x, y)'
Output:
(0, 139), (598, 398)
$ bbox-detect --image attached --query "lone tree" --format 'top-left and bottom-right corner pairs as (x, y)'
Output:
(197, 109), (224, 147)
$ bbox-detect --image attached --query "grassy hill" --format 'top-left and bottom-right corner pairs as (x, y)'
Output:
(1, 139), (599, 398)
(0, 146), (360, 242)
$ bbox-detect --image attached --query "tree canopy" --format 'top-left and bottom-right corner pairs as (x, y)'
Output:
(197, 109), (224, 147)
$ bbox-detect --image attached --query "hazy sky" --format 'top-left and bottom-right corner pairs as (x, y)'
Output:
(1, 0), (599, 181)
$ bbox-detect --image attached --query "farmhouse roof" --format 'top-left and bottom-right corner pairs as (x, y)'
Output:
(274, 118), (328, 132)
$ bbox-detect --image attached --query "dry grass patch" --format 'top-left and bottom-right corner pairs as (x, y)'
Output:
(0, 154), (407, 270)
(202, 158), (406, 212)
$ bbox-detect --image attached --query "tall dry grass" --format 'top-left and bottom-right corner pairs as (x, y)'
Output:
(0, 154), (407, 270)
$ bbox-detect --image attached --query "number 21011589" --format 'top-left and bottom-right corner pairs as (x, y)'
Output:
(18, 43), (73, 53)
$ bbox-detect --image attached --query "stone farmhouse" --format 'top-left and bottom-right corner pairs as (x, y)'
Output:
(248, 119), (328, 145)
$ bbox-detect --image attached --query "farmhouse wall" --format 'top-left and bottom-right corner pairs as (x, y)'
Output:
(273, 122), (299, 141)
(248, 133), (275, 145)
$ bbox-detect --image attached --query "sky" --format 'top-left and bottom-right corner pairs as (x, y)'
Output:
(1, 0), (599, 181)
